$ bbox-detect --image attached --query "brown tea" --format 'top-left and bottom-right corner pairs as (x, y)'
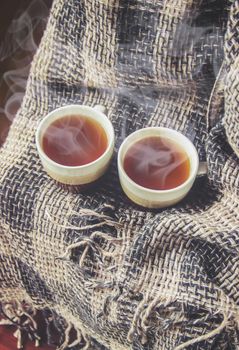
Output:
(42, 115), (108, 166)
(123, 136), (190, 190)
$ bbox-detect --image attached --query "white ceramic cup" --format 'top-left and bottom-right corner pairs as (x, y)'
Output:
(36, 104), (114, 186)
(118, 127), (205, 209)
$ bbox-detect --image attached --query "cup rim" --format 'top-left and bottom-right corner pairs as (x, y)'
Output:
(35, 104), (115, 172)
(118, 126), (199, 194)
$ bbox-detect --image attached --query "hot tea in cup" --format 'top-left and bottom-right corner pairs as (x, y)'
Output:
(36, 104), (114, 186)
(42, 115), (108, 167)
(118, 127), (201, 208)
(123, 136), (190, 191)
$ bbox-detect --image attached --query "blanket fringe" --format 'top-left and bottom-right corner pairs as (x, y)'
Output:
(56, 321), (91, 350)
(47, 203), (124, 272)
(174, 312), (230, 350)
(0, 302), (93, 349)
(127, 294), (233, 348)
(0, 301), (40, 348)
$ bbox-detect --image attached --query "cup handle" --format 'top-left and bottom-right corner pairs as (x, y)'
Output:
(93, 105), (106, 114)
(197, 161), (207, 176)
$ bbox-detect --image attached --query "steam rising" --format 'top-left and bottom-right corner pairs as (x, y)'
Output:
(45, 119), (96, 156)
(3, 92), (25, 122)
(0, 0), (49, 62)
(0, 0), (223, 151)
(124, 137), (189, 190)
(0, 0), (49, 132)
(43, 116), (107, 166)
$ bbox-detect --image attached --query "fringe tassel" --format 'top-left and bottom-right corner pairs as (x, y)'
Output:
(0, 302), (40, 348)
(174, 312), (230, 350)
(46, 203), (123, 269)
(56, 321), (91, 350)
(56, 229), (123, 269)
(56, 321), (72, 350)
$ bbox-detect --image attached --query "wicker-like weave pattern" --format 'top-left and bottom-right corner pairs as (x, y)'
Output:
(0, 0), (239, 349)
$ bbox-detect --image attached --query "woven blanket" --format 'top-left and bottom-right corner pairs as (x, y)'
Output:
(0, 0), (239, 349)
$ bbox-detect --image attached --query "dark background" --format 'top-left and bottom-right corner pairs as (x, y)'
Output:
(0, 0), (53, 146)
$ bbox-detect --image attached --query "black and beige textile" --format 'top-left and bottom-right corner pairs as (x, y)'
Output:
(0, 0), (239, 349)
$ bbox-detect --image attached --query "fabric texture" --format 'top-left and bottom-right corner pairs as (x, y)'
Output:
(0, 0), (239, 349)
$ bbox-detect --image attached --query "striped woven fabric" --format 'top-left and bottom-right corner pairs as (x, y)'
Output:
(0, 0), (239, 349)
